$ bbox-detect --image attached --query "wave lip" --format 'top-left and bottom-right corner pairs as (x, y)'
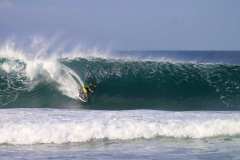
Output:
(0, 109), (240, 145)
(0, 44), (86, 105)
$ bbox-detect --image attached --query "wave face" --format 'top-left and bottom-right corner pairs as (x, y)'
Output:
(64, 59), (240, 110)
(1, 108), (240, 145)
(1, 44), (240, 110)
(2, 57), (240, 110)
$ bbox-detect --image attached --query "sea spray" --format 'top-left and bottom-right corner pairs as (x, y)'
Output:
(0, 42), (85, 105)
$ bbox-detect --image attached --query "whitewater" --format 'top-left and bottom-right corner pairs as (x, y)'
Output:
(1, 109), (240, 145)
(0, 43), (86, 104)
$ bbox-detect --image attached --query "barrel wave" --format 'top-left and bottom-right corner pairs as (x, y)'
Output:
(65, 59), (240, 110)
(1, 54), (240, 110)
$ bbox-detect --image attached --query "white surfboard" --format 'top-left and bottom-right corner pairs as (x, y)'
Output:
(78, 86), (88, 103)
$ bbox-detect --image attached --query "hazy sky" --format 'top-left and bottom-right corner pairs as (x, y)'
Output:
(0, 0), (240, 50)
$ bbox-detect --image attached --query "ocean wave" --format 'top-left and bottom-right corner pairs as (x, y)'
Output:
(1, 42), (240, 109)
(0, 109), (240, 145)
(0, 43), (85, 105)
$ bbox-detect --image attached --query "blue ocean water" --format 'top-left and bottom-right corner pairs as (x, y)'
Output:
(1, 137), (240, 160)
(1, 44), (240, 159)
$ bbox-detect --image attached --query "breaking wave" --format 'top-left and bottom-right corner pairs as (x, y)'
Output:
(1, 41), (240, 110)
(0, 108), (240, 145)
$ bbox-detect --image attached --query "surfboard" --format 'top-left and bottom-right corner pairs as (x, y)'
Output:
(78, 87), (88, 103)
(78, 96), (87, 103)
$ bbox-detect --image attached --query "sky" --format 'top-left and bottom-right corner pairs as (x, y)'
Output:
(0, 0), (240, 50)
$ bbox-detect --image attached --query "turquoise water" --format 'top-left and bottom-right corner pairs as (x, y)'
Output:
(2, 57), (240, 109)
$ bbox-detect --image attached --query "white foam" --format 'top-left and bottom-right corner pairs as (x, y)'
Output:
(0, 41), (84, 100)
(0, 109), (240, 145)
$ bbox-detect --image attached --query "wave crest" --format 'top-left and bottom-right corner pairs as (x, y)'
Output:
(0, 42), (85, 105)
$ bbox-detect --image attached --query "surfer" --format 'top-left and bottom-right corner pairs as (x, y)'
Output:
(79, 82), (96, 101)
